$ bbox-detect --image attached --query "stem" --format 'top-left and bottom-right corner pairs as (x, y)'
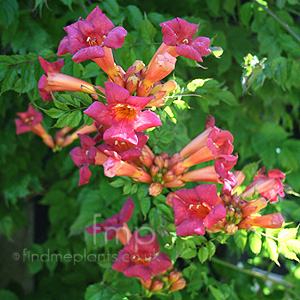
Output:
(253, 0), (300, 44)
(211, 257), (296, 290)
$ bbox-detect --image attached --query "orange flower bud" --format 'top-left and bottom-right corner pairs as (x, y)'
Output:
(170, 277), (186, 292)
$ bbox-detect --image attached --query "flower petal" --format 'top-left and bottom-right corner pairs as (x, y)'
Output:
(84, 101), (112, 125)
(104, 122), (138, 145)
(103, 26), (127, 49)
(123, 265), (152, 281)
(149, 252), (172, 275)
(203, 204), (226, 229)
(132, 110), (162, 132)
(78, 165), (92, 185)
(120, 198), (135, 223)
(104, 81), (130, 106)
(176, 44), (203, 62)
(172, 197), (188, 226)
(112, 249), (131, 272)
(176, 218), (205, 236)
(72, 46), (105, 63)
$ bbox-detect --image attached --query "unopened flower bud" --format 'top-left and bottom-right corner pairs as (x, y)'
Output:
(150, 280), (164, 292)
(225, 223), (238, 235)
(163, 170), (176, 181)
(149, 182), (163, 196)
(227, 207), (235, 218)
(126, 75), (139, 95)
(140, 150), (153, 168)
(150, 165), (160, 177)
(235, 210), (243, 219)
(164, 159), (170, 169)
(140, 278), (152, 289)
(166, 192), (175, 206)
(161, 152), (169, 160)
(154, 156), (164, 170)
(162, 275), (169, 281)
(170, 278), (186, 292)
(238, 199), (248, 209)
(169, 271), (182, 285)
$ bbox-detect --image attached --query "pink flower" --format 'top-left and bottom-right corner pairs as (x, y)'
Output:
(112, 231), (172, 281)
(84, 82), (162, 145)
(241, 168), (285, 203)
(86, 198), (134, 245)
(70, 134), (107, 185)
(180, 116), (234, 167)
(103, 151), (152, 183)
(159, 17), (211, 62)
(57, 6), (127, 63)
(38, 57), (97, 101)
(15, 104), (43, 135)
(15, 105), (54, 148)
(238, 213), (284, 230)
(170, 184), (226, 236)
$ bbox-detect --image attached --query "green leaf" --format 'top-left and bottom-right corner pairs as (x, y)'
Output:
(65, 110), (82, 127)
(271, 57), (287, 88)
(278, 227), (298, 242)
(110, 178), (126, 188)
(53, 112), (69, 128)
(207, 241), (216, 259)
(286, 239), (300, 254)
(239, 3), (253, 27)
(187, 78), (210, 92)
(85, 284), (103, 300)
(53, 97), (69, 110)
(140, 197), (151, 218)
(234, 230), (248, 251)
(123, 182), (131, 195)
(125, 6), (143, 30)
(102, 0), (119, 17)
(198, 246), (209, 264)
(0, 0), (19, 27)
(278, 243), (300, 262)
(43, 108), (65, 118)
(180, 248), (197, 259)
(141, 18), (156, 44)
(249, 232), (262, 254)
(209, 285), (226, 300)
(215, 90), (238, 106)
(60, 0), (72, 10)
(264, 238), (279, 265)
(0, 290), (19, 300)
(1, 67), (17, 94)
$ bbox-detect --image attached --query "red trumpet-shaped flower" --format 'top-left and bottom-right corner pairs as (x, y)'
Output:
(103, 151), (152, 183)
(15, 104), (54, 148)
(86, 198), (134, 245)
(179, 116), (234, 167)
(238, 212), (284, 230)
(157, 17), (211, 62)
(84, 82), (162, 145)
(112, 231), (172, 281)
(38, 57), (98, 102)
(170, 184), (226, 236)
(70, 133), (107, 185)
(57, 6), (127, 64)
(240, 168), (285, 203)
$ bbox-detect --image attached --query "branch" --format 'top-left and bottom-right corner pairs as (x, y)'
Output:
(253, 0), (300, 44)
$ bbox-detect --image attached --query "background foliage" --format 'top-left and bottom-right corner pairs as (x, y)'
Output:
(0, 0), (300, 299)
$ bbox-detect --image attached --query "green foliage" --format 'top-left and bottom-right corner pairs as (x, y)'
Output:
(1, 1), (300, 300)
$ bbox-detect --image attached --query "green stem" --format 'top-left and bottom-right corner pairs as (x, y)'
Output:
(211, 257), (298, 295)
(253, 0), (300, 44)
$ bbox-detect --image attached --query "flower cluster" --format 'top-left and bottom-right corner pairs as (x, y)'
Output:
(15, 5), (287, 296)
